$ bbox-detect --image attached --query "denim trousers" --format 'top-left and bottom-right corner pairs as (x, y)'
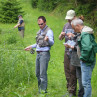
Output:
(80, 61), (95, 97)
(36, 51), (50, 92)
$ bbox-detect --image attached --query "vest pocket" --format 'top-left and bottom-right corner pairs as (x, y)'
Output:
(38, 40), (44, 47)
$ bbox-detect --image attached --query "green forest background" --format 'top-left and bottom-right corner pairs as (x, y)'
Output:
(0, 0), (97, 97)
(31, 0), (97, 28)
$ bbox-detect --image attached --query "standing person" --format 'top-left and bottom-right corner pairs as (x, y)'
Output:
(71, 18), (97, 97)
(64, 33), (84, 97)
(64, 15), (84, 97)
(59, 10), (77, 97)
(25, 16), (54, 94)
(14, 15), (25, 38)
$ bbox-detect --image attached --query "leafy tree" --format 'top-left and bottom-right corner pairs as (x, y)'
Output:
(0, 0), (24, 23)
(31, 0), (38, 8)
(31, 0), (97, 27)
(31, 0), (62, 11)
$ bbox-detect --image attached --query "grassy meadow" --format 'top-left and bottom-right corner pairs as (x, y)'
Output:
(0, 0), (97, 97)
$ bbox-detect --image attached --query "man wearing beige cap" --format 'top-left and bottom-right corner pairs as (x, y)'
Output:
(59, 10), (85, 97)
(65, 10), (76, 20)
(59, 10), (77, 97)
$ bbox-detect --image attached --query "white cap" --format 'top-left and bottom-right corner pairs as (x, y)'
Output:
(65, 10), (75, 20)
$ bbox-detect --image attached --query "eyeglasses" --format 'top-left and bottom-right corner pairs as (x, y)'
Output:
(38, 23), (44, 26)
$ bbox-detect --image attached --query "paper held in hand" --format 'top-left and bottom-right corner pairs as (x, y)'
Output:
(63, 40), (76, 46)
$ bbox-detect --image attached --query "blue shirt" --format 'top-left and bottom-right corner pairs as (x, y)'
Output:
(31, 25), (54, 51)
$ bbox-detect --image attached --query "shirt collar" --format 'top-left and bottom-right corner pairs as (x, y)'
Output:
(41, 25), (47, 33)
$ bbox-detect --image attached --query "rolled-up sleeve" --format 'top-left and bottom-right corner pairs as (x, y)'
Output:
(31, 43), (37, 48)
(46, 30), (54, 46)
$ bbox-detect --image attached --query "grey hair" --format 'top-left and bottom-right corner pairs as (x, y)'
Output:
(71, 18), (84, 26)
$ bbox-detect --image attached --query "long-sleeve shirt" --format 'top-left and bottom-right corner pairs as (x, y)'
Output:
(31, 25), (54, 51)
(62, 22), (74, 52)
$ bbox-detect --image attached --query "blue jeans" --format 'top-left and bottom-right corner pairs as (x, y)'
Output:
(36, 51), (50, 92)
(80, 61), (95, 97)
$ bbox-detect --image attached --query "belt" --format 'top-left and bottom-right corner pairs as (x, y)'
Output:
(37, 51), (49, 53)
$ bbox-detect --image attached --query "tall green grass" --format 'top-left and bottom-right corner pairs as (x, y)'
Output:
(0, 0), (97, 97)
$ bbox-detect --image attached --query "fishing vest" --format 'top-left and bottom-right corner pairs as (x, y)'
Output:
(36, 26), (51, 47)
(18, 18), (25, 27)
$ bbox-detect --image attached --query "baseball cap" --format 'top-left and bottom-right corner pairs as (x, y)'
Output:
(18, 15), (22, 17)
(65, 10), (75, 20)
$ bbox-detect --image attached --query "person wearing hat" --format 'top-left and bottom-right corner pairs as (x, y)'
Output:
(59, 10), (77, 97)
(59, 10), (85, 97)
(14, 15), (25, 38)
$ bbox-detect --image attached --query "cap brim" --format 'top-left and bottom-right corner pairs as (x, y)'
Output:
(65, 16), (73, 20)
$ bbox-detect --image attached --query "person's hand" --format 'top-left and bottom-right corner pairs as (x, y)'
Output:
(14, 26), (17, 28)
(44, 36), (49, 41)
(14, 24), (20, 28)
(24, 45), (32, 51)
(64, 44), (71, 48)
(64, 44), (74, 49)
(67, 33), (75, 38)
(59, 32), (65, 40)
(61, 32), (65, 36)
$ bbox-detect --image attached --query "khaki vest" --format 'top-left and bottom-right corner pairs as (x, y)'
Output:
(18, 18), (25, 27)
(36, 26), (51, 47)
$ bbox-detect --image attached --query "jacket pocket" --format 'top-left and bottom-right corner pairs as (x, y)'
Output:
(93, 42), (97, 53)
(89, 49), (95, 62)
